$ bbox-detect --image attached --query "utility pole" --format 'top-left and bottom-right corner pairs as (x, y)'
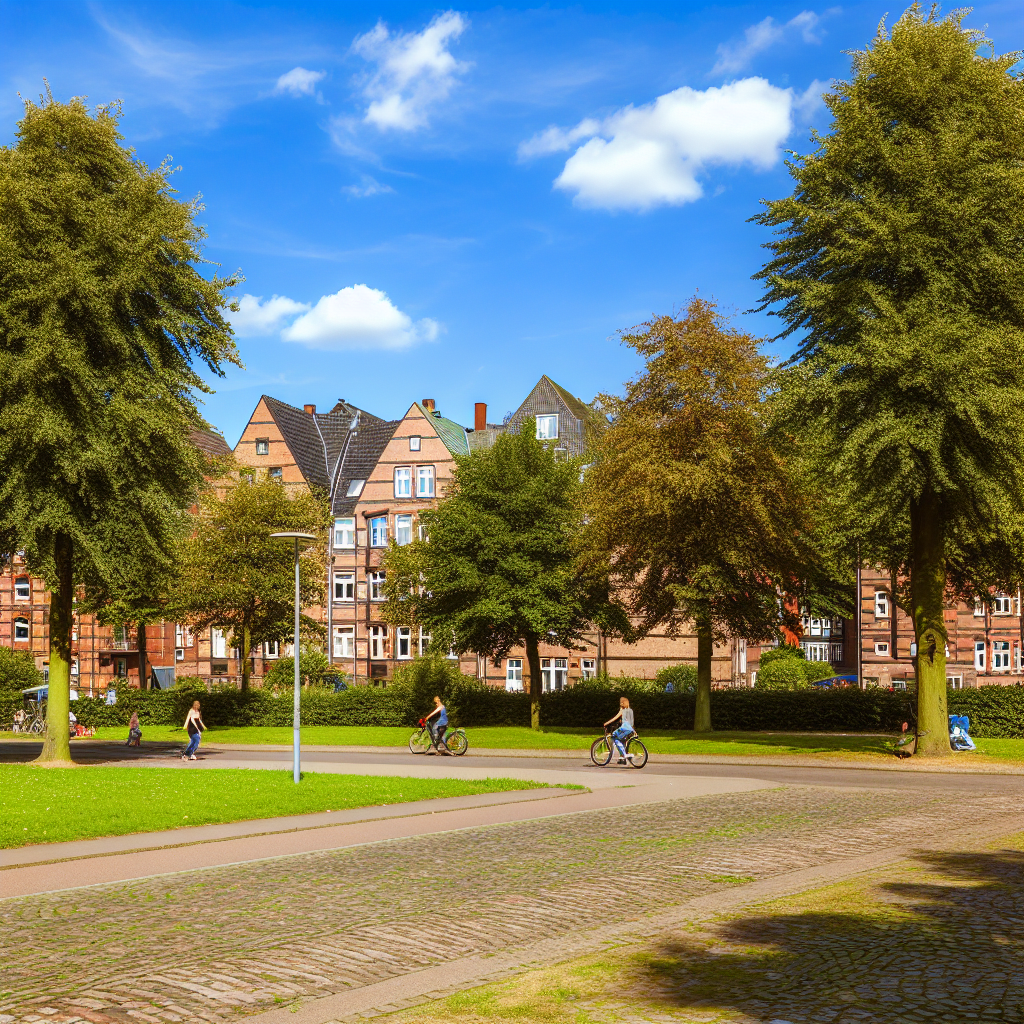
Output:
(856, 542), (863, 689)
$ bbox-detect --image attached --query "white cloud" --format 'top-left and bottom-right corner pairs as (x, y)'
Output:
(517, 119), (601, 160)
(351, 11), (468, 131)
(275, 67), (326, 97)
(230, 294), (311, 336)
(342, 175), (395, 198)
(282, 285), (440, 350)
(794, 79), (829, 120)
(524, 78), (794, 213)
(713, 11), (822, 75)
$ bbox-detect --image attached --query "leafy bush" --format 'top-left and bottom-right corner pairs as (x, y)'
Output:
(803, 660), (837, 684)
(0, 648), (44, 691)
(655, 664), (698, 692)
(758, 644), (805, 668)
(263, 648), (333, 690)
(755, 658), (808, 690)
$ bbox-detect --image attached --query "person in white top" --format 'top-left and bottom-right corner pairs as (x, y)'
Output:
(604, 697), (636, 764)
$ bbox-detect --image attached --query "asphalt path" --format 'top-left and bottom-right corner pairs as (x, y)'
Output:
(3, 739), (1023, 795)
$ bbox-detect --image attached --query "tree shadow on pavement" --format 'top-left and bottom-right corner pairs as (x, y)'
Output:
(636, 847), (1024, 1023)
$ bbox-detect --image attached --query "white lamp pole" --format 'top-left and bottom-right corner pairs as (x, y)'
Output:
(270, 531), (316, 783)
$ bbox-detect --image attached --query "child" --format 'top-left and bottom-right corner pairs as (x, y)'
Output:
(604, 697), (636, 764)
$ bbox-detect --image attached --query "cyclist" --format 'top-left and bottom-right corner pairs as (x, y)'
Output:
(604, 696), (636, 765)
(424, 696), (449, 755)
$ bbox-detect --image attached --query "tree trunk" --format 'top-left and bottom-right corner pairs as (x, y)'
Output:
(39, 533), (73, 764)
(138, 621), (149, 691)
(241, 622), (250, 692)
(910, 488), (950, 756)
(694, 621), (713, 733)
(525, 633), (542, 731)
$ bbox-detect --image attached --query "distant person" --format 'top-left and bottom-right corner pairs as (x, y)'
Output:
(105, 688), (117, 705)
(182, 701), (206, 761)
(424, 696), (449, 754)
(604, 696), (636, 765)
(126, 711), (142, 747)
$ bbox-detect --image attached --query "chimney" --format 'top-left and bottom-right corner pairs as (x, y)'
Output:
(422, 398), (435, 412)
(303, 404), (316, 415)
(474, 403), (487, 432)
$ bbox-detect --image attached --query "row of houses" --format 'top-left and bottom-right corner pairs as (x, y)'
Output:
(3, 377), (1024, 691)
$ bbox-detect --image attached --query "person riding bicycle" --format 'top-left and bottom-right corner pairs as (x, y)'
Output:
(604, 697), (636, 764)
(424, 696), (449, 754)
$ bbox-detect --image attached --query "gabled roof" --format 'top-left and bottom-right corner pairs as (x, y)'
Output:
(330, 416), (401, 516)
(190, 427), (232, 459)
(416, 402), (470, 456)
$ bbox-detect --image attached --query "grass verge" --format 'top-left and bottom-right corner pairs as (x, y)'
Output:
(0, 766), (547, 849)
(84, 725), (1024, 762)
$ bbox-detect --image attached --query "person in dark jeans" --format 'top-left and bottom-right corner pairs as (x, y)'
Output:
(424, 696), (449, 754)
(182, 700), (206, 760)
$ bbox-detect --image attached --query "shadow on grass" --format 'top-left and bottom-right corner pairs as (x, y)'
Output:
(637, 848), (1024, 1022)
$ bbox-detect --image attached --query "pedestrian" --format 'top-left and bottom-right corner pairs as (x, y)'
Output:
(603, 696), (636, 765)
(182, 701), (206, 761)
(126, 711), (142, 747)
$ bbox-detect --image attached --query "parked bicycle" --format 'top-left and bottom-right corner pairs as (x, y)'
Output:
(408, 718), (468, 756)
(590, 726), (648, 768)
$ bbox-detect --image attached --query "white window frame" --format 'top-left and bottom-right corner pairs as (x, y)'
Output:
(416, 465), (435, 497)
(211, 628), (227, 659)
(541, 657), (568, 691)
(974, 598), (986, 617)
(992, 640), (1011, 670)
(14, 616), (29, 642)
(418, 627), (432, 656)
(175, 647), (185, 662)
(370, 517), (388, 547)
(334, 572), (354, 603)
(581, 658), (596, 680)
(506, 658), (523, 691)
(993, 594), (1014, 615)
(409, 435), (421, 451)
(334, 517), (355, 548)
(369, 570), (386, 601)
(14, 576), (30, 601)
(536, 414), (558, 440)
(255, 438), (269, 456)
(809, 617), (822, 637)
(395, 514), (413, 546)
(418, 523), (430, 542)
(394, 467), (412, 498)
(804, 642), (832, 663)
(264, 640), (280, 659)
(333, 625), (354, 659)
(396, 626), (412, 659)
(370, 625), (388, 660)
(874, 590), (890, 619)
(975, 641), (986, 671)
(346, 479), (365, 498)
(874, 641), (890, 657)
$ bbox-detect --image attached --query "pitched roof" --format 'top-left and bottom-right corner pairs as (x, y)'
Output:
(416, 402), (470, 456)
(190, 427), (232, 459)
(330, 416), (401, 516)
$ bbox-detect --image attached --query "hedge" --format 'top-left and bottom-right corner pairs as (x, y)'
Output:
(2, 682), (1022, 738)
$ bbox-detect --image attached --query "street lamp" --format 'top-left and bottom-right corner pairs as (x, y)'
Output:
(270, 531), (317, 783)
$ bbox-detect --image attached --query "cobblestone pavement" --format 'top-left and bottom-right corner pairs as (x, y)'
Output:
(1, 787), (1021, 1024)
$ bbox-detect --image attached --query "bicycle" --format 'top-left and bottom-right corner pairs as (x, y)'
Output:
(408, 718), (468, 756)
(590, 726), (648, 768)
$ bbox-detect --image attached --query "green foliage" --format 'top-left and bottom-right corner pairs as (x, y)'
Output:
(172, 675), (208, 693)
(654, 664), (698, 692)
(802, 660), (836, 684)
(758, 645), (806, 668)
(755, 659), (809, 691)
(0, 648), (44, 691)
(262, 648), (333, 690)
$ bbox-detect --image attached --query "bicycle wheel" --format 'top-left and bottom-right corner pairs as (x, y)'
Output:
(590, 734), (613, 766)
(446, 729), (469, 756)
(409, 729), (432, 754)
(626, 736), (648, 768)
(29, 718), (45, 734)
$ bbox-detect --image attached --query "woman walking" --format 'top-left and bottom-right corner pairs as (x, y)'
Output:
(182, 701), (206, 761)
(126, 711), (142, 747)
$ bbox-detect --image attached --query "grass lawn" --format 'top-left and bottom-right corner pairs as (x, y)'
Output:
(0, 766), (548, 849)
(88, 725), (1024, 762)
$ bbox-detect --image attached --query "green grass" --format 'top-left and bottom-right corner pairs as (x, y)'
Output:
(81, 725), (1024, 762)
(0, 766), (548, 849)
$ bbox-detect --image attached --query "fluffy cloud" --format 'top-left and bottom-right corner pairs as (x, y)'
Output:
(521, 78), (794, 212)
(275, 67), (326, 97)
(230, 294), (311, 336)
(282, 285), (440, 350)
(352, 11), (468, 130)
(713, 11), (823, 75)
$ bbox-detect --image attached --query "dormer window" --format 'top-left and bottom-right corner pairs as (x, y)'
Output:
(536, 414), (558, 440)
(410, 436), (421, 451)
(255, 438), (269, 455)
(346, 479), (365, 498)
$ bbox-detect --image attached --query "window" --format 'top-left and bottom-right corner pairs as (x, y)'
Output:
(333, 626), (354, 659)
(394, 467), (412, 498)
(809, 617), (822, 637)
(269, 467), (282, 481)
(418, 523), (430, 542)
(803, 642), (833, 662)
(974, 598), (986, 617)
(370, 570), (386, 601)
(975, 641), (986, 671)
(175, 647), (185, 661)
(255, 438), (269, 456)
(116, 658), (127, 678)
(264, 641), (280, 659)
(14, 617), (29, 642)
(505, 659), (524, 692)
(346, 479), (365, 498)
(418, 627), (432, 656)
(211, 628), (227, 659)
(370, 625), (388, 659)
(536, 414), (558, 440)
(947, 675), (964, 689)
(874, 641), (890, 656)
(395, 514), (413, 546)
(416, 465), (435, 497)
(541, 657), (568, 691)
(334, 572), (354, 602)
(581, 658), (596, 680)
(409, 435), (421, 451)
(993, 641), (1011, 670)
(370, 517), (388, 547)
(397, 627), (412, 659)
(14, 576), (29, 601)
(993, 594), (1014, 615)
(334, 517), (355, 548)
(874, 590), (890, 619)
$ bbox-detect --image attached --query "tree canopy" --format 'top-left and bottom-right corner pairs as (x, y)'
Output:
(0, 93), (240, 760)
(754, 7), (1024, 752)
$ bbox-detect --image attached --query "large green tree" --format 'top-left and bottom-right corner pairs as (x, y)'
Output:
(754, 8), (1024, 754)
(382, 423), (625, 729)
(581, 297), (844, 732)
(0, 93), (240, 762)
(173, 473), (328, 690)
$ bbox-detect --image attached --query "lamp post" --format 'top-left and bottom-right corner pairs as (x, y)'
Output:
(270, 531), (316, 783)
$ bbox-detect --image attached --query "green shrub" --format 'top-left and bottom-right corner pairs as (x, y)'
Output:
(654, 664), (698, 692)
(263, 649), (333, 690)
(758, 644), (805, 668)
(755, 658), (808, 691)
(802, 660), (836, 684)
(0, 648), (44, 691)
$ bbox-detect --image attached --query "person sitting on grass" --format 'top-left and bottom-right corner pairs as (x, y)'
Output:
(604, 696), (636, 765)
(182, 701), (206, 761)
(126, 711), (141, 747)
(424, 696), (449, 755)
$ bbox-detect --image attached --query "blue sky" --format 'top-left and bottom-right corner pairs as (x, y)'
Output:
(3, 1), (1021, 444)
